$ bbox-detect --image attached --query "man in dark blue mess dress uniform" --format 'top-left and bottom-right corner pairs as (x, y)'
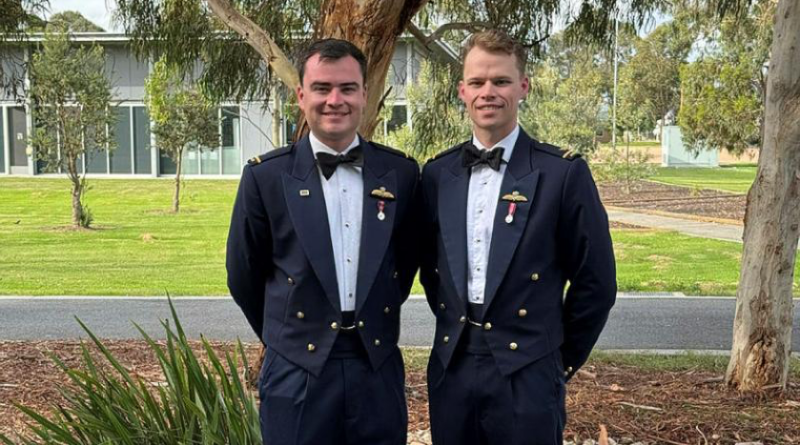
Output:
(227, 39), (420, 445)
(420, 30), (617, 445)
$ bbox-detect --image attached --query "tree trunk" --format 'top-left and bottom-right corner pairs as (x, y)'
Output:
(173, 153), (182, 213)
(313, 0), (427, 139)
(67, 158), (83, 227)
(726, 0), (800, 392)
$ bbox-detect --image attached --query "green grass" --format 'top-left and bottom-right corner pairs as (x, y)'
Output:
(2, 178), (797, 296)
(402, 348), (800, 377)
(650, 165), (757, 193)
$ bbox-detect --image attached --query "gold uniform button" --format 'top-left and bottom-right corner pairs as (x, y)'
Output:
(509, 342), (518, 350)
(330, 322), (339, 330)
(384, 306), (391, 314)
(483, 322), (492, 331)
(443, 336), (450, 343)
(565, 366), (574, 374)
(358, 321), (365, 328)
(288, 277), (295, 285)
(439, 303), (446, 310)
(307, 343), (316, 352)
(374, 339), (381, 346)
(530, 273), (540, 282)
(393, 271), (399, 279)
(296, 311), (305, 319)
(434, 268), (439, 274)
(459, 316), (467, 323)
(518, 309), (527, 317)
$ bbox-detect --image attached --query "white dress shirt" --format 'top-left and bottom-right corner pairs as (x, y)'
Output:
(310, 132), (363, 312)
(466, 125), (519, 304)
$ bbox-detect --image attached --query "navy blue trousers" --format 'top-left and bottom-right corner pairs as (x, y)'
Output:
(428, 350), (567, 445)
(258, 347), (408, 445)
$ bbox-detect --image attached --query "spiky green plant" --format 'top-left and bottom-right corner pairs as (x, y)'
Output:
(0, 298), (262, 444)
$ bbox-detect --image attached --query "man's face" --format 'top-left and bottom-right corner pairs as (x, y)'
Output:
(459, 47), (529, 137)
(296, 53), (366, 148)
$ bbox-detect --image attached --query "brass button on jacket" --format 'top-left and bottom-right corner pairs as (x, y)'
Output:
(459, 316), (467, 323)
(330, 322), (339, 330)
(530, 273), (540, 282)
(358, 321), (365, 328)
(509, 342), (518, 351)
(307, 343), (316, 352)
(443, 336), (450, 343)
(288, 277), (295, 285)
(439, 303), (446, 310)
(518, 309), (527, 317)
(296, 311), (305, 319)
(374, 339), (381, 346)
(384, 306), (391, 314)
(483, 322), (493, 331)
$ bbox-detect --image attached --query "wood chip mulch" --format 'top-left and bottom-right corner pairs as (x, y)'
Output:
(2, 341), (798, 444)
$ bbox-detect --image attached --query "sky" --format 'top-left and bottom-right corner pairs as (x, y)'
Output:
(46, 0), (121, 32)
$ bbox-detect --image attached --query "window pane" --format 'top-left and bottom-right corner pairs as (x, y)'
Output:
(133, 107), (151, 174)
(159, 150), (176, 175)
(221, 106), (240, 174)
(200, 147), (220, 175)
(183, 144), (199, 175)
(110, 107), (131, 173)
(85, 123), (107, 174)
(387, 106), (407, 132)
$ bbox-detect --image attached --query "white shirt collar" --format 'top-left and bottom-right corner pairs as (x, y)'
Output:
(309, 132), (360, 157)
(471, 124), (519, 164)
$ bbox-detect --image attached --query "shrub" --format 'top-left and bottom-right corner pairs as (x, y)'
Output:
(0, 299), (261, 445)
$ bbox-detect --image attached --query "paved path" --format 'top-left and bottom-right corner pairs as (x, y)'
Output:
(2, 296), (799, 353)
(607, 207), (800, 250)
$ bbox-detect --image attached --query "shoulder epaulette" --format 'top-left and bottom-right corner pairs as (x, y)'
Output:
(370, 141), (414, 161)
(426, 142), (466, 164)
(534, 142), (581, 161)
(246, 145), (293, 166)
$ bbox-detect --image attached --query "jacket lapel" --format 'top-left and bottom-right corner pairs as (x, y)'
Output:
(483, 130), (540, 310)
(438, 147), (470, 303)
(355, 141), (396, 313)
(282, 136), (340, 313)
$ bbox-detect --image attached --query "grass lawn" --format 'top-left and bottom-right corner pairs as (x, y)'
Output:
(650, 165), (757, 193)
(2, 177), (797, 296)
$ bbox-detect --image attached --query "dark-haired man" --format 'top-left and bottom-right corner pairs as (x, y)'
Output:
(420, 30), (616, 445)
(227, 39), (419, 445)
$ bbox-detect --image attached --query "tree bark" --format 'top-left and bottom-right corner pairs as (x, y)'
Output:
(173, 152), (182, 213)
(314, 0), (427, 139)
(726, 0), (800, 392)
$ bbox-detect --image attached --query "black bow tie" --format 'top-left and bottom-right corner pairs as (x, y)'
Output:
(462, 143), (504, 171)
(316, 147), (364, 180)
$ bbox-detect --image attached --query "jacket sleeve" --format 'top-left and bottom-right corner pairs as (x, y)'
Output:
(395, 164), (422, 303)
(226, 165), (273, 339)
(557, 158), (617, 380)
(419, 163), (441, 313)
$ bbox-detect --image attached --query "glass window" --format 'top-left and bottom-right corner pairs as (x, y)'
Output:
(183, 144), (199, 175)
(85, 123), (108, 174)
(133, 106), (151, 174)
(110, 107), (131, 173)
(201, 146), (220, 175)
(387, 105), (407, 132)
(221, 106), (240, 174)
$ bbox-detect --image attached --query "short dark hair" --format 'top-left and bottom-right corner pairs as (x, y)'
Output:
(296, 39), (368, 85)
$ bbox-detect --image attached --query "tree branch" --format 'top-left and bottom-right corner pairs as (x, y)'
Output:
(424, 21), (490, 45)
(406, 22), (461, 68)
(206, 0), (299, 90)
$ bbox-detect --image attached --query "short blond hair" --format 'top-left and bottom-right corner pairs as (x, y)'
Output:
(461, 30), (528, 76)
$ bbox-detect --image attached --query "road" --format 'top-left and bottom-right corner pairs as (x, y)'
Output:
(1, 296), (799, 352)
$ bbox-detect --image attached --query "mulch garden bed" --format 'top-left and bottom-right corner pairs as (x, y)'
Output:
(2, 341), (798, 444)
(598, 181), (747, 223)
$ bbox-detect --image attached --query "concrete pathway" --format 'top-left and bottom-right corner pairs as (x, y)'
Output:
(606, 207), (748, 243)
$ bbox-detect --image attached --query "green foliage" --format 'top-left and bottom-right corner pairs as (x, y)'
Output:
(27, 29), (117, 227)
(522, 59), (606, 155)
(145, 57), (220, 211)
(588, 145), (656, 187)
(677, 1), (774, 155)
(46, 10), (105, 32)
(400, 61), (471, 160)
(0, 298), (262, 445)
(617, 17), (696, 133)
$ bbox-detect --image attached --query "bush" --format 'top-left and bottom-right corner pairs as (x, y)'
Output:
(588, 146), (656, 192)
(0, 299), (262, 445)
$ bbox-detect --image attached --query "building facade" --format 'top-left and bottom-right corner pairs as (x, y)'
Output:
(1, 33), (436, 177)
